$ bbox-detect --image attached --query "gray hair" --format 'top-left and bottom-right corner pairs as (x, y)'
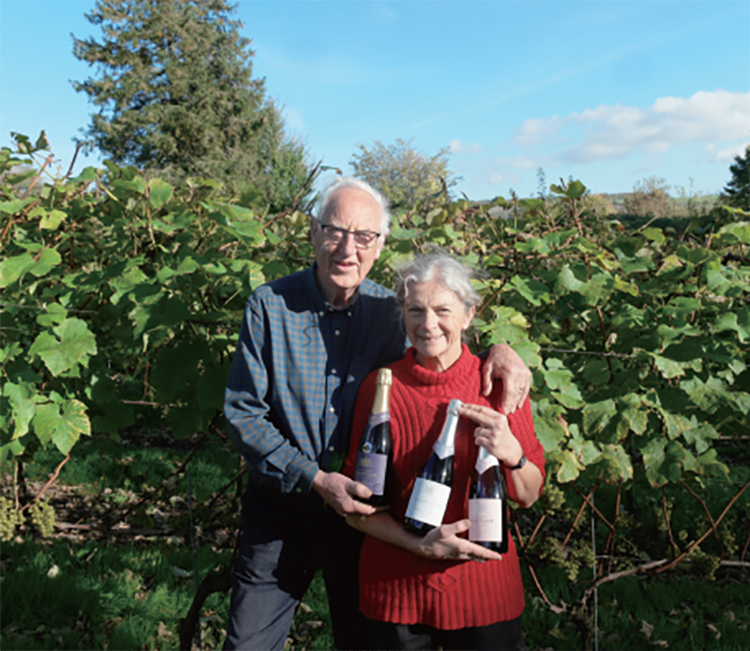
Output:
(315, 177), (391, 239)
(396, 250), (480, 313)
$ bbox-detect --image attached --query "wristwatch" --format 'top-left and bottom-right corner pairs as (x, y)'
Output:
(505, 453), (527, 470)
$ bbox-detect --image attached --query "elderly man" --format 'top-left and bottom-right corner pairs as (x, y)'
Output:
(223, 177), (531, 650)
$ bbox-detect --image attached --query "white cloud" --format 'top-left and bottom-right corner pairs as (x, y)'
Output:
(497, 155), (536, 170)
(711, 142), (750, 162)
(513, 115), (565, 147)
(512, 90), (750, 164)
(449, 139), (481, 154)
(489, 171), (523, 185)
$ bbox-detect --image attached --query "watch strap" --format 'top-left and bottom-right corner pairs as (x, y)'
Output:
(505, 452), (527, 470)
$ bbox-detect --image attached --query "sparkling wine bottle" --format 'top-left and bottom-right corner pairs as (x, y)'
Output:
(354, 368), (393, 506)
(403, 399), (463, 536)
(468, 445), (508, 553)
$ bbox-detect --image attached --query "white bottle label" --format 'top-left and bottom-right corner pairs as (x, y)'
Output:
(405, 478), (451, 527)
(468, 498), (504, 542)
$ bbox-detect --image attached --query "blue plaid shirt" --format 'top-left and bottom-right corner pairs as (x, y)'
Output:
(225, 264), (406, 496)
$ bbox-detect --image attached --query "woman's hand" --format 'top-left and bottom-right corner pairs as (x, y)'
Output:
(459, 403), (544, 508)
(415, 519), (503, 562)
(458, 403), (524, 468)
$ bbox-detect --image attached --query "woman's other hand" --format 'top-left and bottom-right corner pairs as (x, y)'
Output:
(415, 519), (503, 562)
(458, 403), (524, 468)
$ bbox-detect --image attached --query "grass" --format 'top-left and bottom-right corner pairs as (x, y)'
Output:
(1, 537), (226, 650)
(1, 431), (748, 650)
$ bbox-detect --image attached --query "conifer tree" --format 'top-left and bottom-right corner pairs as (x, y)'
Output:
(72, 0), (309, 210)
(722, 145), (750, 212)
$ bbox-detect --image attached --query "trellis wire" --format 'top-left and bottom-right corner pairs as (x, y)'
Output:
(188, 469), (203, 651)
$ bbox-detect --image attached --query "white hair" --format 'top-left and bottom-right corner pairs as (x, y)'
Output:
(396, 250), (480, 313)
(315, 177), (391, 239)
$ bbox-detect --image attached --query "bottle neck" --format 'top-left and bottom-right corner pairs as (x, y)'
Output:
(433, 399), (462, 459)
(371, 383), (391, 415)
(371, 368), (392, 415)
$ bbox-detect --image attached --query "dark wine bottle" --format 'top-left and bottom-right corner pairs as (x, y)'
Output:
(354, 368), (393, 506)
(468, 445), (508, 553)
(403, 399), (463, 536)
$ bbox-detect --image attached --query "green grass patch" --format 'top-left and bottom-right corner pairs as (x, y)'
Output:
(0, 536), (233, 650)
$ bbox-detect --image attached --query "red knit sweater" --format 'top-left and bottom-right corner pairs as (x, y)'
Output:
(344, 345), (545, 629)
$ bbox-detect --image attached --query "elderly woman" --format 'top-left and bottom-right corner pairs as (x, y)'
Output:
(343, 251), (545, 651)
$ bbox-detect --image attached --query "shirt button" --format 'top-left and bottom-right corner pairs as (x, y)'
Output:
(331, 368), (337, 375)
(335, 329), (341, 336)
(328, 446), (335, 452)
(329, 406), (335, 414)
(295, 488), (302, 494)
(319, 311), (325, 317)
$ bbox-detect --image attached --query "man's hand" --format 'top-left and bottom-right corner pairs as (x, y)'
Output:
(312, 470), (379, 517)
(481, 343), (531, 413)
(415, 519), (503, 562)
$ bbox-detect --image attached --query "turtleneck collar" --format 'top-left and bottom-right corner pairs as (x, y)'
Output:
(402, 343), (475, 386)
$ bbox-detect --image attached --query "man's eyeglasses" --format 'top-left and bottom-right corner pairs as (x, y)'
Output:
(317, 222), (381, 250)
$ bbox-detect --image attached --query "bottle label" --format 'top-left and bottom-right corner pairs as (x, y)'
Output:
(405, 478), (451, 527)
(468, 499), (504, 542)
(475, 449), (500, 474)
(366, 412), (390, 430)
(354, 452), (388, 495)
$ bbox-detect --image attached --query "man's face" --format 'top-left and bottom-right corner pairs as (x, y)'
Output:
(312, 187), (384, 308)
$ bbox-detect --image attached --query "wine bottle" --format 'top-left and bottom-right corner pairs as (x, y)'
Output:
(403, 399), (463, 536)
(354, 368), (393, 506)
(468, 445), (508, 553)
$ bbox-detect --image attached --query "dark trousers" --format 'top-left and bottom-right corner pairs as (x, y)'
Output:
(223, 485), (367, 651)
(366, 617), (526, 651)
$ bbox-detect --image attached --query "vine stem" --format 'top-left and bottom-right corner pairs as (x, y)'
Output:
(572, 482), (613, 531)
(562, 495), (590, 551)
(22, 153), (54, 199)
(64, 142), (83, 180)
(681, 479), (723, 556)
(661, 486), (679, 554)
(512, 517), (566, 614)
(602, 482), (622, 575)
(20, 453), (71, 512)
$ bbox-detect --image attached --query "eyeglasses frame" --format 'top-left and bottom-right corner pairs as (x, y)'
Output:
(315, 220), (382, 250)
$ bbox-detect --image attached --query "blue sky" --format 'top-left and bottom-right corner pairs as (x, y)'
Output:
(1, 0), (748, 200)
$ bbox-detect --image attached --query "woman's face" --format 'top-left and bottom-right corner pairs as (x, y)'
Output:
(403, 276), (475, 372)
